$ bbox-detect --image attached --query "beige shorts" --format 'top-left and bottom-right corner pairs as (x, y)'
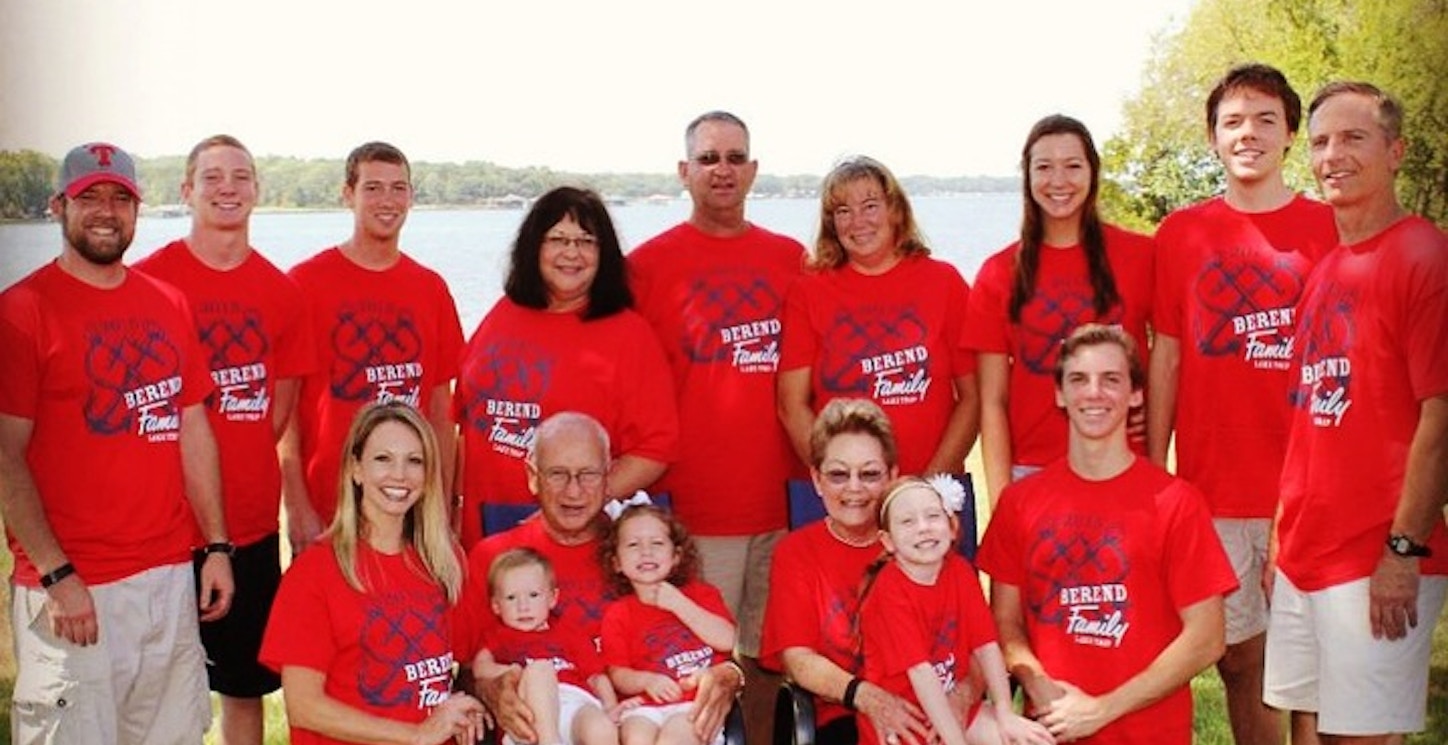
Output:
(9, 562), (211, 745)
(1214, 518), (1271, 645)
(1264, 571), (1448, 735)
(694, 530), (784, 658)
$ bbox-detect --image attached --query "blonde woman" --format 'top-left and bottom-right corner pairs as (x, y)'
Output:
(261, 402), (486, 744)
(778, 156), (979, 477)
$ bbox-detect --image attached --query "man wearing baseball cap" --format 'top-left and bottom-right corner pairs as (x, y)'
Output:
(0, 142), (234, 743)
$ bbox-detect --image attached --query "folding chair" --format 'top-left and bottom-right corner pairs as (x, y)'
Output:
(775, 473), (980, 745)
(784, 474), (977, 559)
(476, 491), (743, 745)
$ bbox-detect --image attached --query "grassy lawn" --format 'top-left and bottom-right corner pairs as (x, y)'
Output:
(2, 557), (1444, 745)
(1, 458), (1444, 745)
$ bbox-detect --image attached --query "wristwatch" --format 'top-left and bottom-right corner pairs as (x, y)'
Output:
(1386, 534), (1431, 558)
(202, 541), (237, 557)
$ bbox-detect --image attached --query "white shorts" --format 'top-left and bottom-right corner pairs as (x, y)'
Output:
(619, 702), (725, 745)
(1264, 571), (1448, 735)
(502, 683), (603, 745)
(9, 562), (211, 745)
(695, 530), (783, 658)
(1010, 464), (1043, 482)
(1214, 518), (1271, 645)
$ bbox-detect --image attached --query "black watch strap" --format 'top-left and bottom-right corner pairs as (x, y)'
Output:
(1387, 534), (1431, 558)
(203, 541), (236, 557)
(40, 562), (76, 588)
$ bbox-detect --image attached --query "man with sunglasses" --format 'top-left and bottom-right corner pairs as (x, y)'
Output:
(629, 111), (806, 745)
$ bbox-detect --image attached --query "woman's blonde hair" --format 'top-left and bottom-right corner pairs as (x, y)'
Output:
(331, 402), (464, 603)
(809, 397), (898, 468)
(811, 155), (930, 270)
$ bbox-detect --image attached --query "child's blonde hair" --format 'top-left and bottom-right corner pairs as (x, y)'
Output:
(487, 547), (556, 598)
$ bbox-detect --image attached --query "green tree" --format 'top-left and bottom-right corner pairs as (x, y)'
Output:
(1103, 0), (1448, 228)
(0, 150), (57, 219)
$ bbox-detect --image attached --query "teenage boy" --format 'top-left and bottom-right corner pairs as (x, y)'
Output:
(1147, 63), (1338, 745)
(281, 141), (464, 552)
(135, 134), (316, 745)
(980, 324), (1236, 744)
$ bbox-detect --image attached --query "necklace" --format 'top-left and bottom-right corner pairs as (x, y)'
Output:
(825, 517), (879, 548)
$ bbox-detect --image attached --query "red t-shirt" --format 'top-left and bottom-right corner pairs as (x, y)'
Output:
(858, 556), (996, 745)
(288, 247), (464, 522)
(259, 539), (466, 745)
(453, 298), (678, 548)
(0, 264), (212, 585)
(1153, 196), (1336, 517)
(976, 458), (1237, 745)
(1278, 216), (1448, 590)
(600, 581), (734, 704)
(487, 623), (606, 690)
(964, 226), (1153, 466)
(462, 520), (616, 660)
(135, 240), (318, 545)
(780, 255), (976, 474)
(628, 223), (806, 535)
(760, 521), (882, 727)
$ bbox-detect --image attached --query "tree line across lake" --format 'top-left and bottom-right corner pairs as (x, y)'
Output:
(0, 150), (1017, 221)
(4, 0), (1444, 228)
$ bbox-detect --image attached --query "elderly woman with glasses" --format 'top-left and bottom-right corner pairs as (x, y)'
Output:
(453, 187), (679, 549)
(761, 398), (944, 745)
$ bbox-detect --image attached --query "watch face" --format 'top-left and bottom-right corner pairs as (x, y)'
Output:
(1389, 535), (1428, 557)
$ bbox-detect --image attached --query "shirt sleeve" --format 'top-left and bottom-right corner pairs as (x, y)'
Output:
(945, 265), (978, 377)
(1160, 480), (1239, 610)
(778, 276), (818, 373)
(975, 486), (1025, 586)
(616, 317), (680, 464)
(759, 537), (814, 670)
(0, 303), (41, 419)
(962, 251), (1013, 354)
(272, 277), (320, 380)
(258, 550), (338, 674)
(600, 601), (631, 668)
(952, 557), (998, 649)
(433, 273), (466, 384)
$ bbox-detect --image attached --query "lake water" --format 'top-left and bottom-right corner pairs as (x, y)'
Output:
(0, 193), (1021, 331)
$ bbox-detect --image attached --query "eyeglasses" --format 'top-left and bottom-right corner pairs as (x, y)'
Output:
(820, 468), (888, 487)
(539, 468), (606, 490)
(691, 151), (751, 167)
(543, 234), (598, 251)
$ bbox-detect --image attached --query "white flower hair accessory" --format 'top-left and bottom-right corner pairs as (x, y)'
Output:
(603, 491), (652, 521)
(927, 474), (967, 513)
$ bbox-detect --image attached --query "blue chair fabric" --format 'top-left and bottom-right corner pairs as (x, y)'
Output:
(784, 473), (978, 560)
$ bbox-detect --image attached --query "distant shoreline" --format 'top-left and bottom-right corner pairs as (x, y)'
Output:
(1, 191), (1016, 226)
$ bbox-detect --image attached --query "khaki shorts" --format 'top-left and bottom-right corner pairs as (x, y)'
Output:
(1264, 571), (1448, 735)
(1214, 518), (1271, 645)
(694, 530), (784, 658)
(10, 562), (211, 745)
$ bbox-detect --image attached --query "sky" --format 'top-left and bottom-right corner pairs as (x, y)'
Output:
(0, 0), (1197, 178)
